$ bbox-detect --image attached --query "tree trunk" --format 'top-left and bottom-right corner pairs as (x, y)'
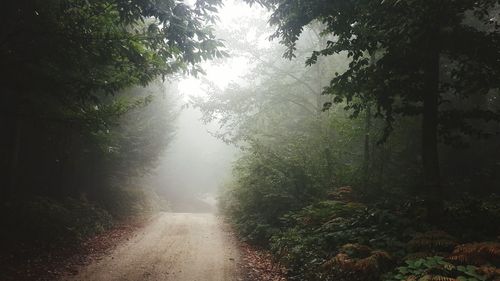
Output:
(9, 119), (22, 193)
(1, 118), (18, 202)
(422, 40), (443, 223)
(362, 105), (372, 192)
(2, 96), (22, 201)
(363, 55), (375, 194)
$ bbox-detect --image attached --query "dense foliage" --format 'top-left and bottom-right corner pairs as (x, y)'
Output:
(196, 1), (500, 280)
(1, 0), (500, 280)
(245, 0), (500, 218)
(0, 0), (222, 256)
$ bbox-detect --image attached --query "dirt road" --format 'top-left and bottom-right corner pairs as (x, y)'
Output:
(65, 213), (241, 281)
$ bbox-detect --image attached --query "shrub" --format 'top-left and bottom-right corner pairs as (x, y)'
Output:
(269, 200), (413, 280)
(383, 256), (488, 281)
(0, 196), (113, 248)
(322, 244), (393, 281)
(97, 185), (166, 219)
(405, 231), (458, 259)
(449, 242), (500, 267)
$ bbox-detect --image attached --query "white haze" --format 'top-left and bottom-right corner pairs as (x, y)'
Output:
(146, 0), (269, 212)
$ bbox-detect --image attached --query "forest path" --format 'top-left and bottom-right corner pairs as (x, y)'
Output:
(65, 213), (241, 281)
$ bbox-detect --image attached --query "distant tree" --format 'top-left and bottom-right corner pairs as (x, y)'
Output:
(248, 0), (500, 219)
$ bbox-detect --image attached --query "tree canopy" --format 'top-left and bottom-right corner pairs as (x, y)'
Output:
(244, 0), (500, 217)
(0, 0), (225, 200)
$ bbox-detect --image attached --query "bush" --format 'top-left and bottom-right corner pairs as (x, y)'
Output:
(97, 185), (168, 219)
(0, 196), (113, 248)
(442, 195), (500, 241)
(383, 256), (488, 281)
(268, 199), (415, 280)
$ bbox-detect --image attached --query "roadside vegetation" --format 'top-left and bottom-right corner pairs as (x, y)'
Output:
(2, 0), (500, 280)
(195, 1), (500, 280)
(0, 1), (222, 278)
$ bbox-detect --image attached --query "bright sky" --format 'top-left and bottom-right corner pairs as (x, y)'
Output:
(177, 56), (250, 99)
(177, 0), (269, 99)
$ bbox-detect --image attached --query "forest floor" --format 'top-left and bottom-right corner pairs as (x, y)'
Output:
(62, 212), (286, 281)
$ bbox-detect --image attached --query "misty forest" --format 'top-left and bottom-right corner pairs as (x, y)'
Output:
(1, 0), (500, 281)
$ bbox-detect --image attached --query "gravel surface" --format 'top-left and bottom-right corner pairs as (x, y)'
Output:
(64, 213), (241, 281)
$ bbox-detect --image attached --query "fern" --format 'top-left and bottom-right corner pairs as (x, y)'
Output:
(327, 186), (356, 202)
(476, 265), (500, 279)
(322, 243), (392, 281)
(424, 275), (457, 281)
(406, 231), (457, 259)
(449, 242), (500, 266)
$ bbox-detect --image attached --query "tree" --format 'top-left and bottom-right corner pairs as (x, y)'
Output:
(0, 0), (224, 200)
(248, 0), (500, 219)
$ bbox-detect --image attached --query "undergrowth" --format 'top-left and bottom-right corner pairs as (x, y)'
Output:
(221, 187), (500, 280)
(0, 197), (113, 248)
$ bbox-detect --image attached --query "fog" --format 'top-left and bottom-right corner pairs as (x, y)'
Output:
(147, 106), (237, 212)
(2, 1), (500, 280)
(137, 0), (270, 212)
